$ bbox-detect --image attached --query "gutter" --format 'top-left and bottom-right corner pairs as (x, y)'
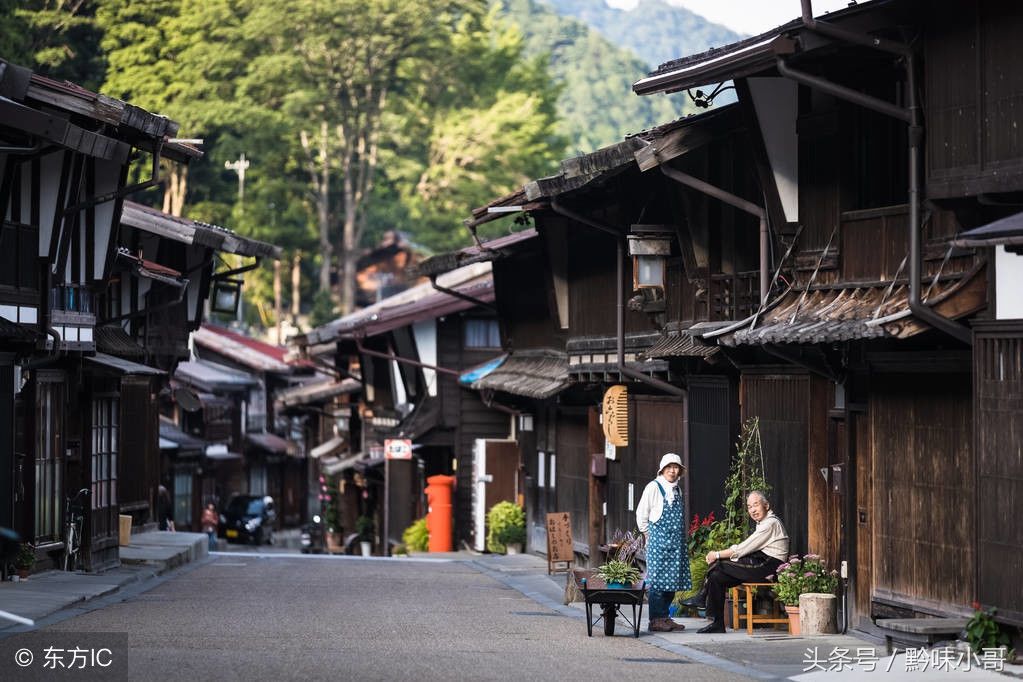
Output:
(550, 198), (683, 397)
(658, 165), (769, 303)
(776, 0), (971, 346)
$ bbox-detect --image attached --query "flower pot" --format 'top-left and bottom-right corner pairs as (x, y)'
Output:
(607, 581), (628, 589)
(785, 605), (801, 636)
(360, 541), (372, 557)
(506, 543), (522, 555)
(16, 568), (29, 580)
(326, 532), (343, 555)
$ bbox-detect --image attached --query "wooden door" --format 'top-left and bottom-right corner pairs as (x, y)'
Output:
(853, 411), (872, 626)
(472, 439), (518, 551)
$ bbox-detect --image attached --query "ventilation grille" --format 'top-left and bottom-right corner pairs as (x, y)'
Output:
(602, 385), (628, 447)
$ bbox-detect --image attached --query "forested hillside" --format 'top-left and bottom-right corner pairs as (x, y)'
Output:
(493, 0), (692, 154)
(543, 0), (742, 69)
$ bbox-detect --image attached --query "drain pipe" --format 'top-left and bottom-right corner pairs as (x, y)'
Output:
(658, 166), (769, 304)
(779, 0), (971, 345)
(550, 198), (683, 397)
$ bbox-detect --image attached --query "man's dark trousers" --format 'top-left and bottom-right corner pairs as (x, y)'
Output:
(705, 552), (783, 625)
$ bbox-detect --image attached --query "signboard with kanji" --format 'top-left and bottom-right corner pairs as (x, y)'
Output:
(546, 512), (573, 574)
(384, 438), (412, 460)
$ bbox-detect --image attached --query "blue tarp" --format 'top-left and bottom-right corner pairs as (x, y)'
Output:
(458, 354), (508, 385)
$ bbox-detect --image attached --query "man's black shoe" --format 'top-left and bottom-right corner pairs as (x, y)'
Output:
(680, 588), (707, 608)
(697, 621), (726, 634)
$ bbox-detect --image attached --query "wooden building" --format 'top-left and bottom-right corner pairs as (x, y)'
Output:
(631, 0), (1021, 631)
(295, 262), (512, 552)
(0, 58), (205, 571)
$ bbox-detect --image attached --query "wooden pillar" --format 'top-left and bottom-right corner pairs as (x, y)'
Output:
(587, 406), (605, 567)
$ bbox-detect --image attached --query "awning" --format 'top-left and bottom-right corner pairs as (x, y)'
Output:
(275, 378), (361, 408)
(717, 263), (987, 346)
(159, 418), (204, 455)
(121, 201), (282, 258)
(205, 449), (243, 461)
(174, 359), (257, 393)
(245, 432), (298, 457)
(413, 228), (538, 278)
(310, 435), (346, 459)
(460, 349), (572, 400)
(954, 212), (1023, 248)
(638, 330), (719, 360)
(94, 325), (145, 358)
(85, 352), (166, 376)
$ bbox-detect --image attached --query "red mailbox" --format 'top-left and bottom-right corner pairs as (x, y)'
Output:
(424, 474), (456, 553)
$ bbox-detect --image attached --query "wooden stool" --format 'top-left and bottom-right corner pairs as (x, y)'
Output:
(730, 582), (788, 635)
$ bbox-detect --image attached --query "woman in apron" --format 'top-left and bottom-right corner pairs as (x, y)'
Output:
(636, 453), (691, 632)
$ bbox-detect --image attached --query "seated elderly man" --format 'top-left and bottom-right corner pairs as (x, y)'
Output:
(682, 490), (789, 633)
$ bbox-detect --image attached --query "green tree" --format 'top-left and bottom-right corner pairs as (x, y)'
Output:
(1, 0), (105, 89)
(385, 9), (565, 251)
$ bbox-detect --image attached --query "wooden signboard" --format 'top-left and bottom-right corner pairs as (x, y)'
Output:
(546, 512), (574, 574)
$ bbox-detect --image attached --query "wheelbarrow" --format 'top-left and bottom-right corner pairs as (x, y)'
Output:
(575, 571), (646, 637)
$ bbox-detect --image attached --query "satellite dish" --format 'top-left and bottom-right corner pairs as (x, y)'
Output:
(173, 387), (202, 413)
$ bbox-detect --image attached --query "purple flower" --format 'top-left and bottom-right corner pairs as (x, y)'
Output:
(778, 563), (790, 571)
(789, 555), (800, 562)
(805, 554), (819, 560)
(804, 571), (816, 578)
(765, 574), (775, 581)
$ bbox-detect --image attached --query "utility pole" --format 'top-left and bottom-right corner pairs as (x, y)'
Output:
(224, 153), (250, 213)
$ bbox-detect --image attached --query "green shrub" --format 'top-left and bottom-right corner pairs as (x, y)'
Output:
(773, 554), (839, 606)
(486, 501), (525, 554)
(356, 515), (374, 541)
(965, 605), (1012, 654)
(402, 518), (429, 552)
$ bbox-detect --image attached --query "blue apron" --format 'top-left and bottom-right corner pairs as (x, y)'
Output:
(646, 482), (691, 592)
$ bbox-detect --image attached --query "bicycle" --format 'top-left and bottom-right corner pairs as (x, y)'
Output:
(63, 488), (89, 571)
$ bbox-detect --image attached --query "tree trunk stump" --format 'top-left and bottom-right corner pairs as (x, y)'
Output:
(799, 593), (837, 635)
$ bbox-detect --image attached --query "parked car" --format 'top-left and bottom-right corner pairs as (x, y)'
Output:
(220, 495), (277, 545)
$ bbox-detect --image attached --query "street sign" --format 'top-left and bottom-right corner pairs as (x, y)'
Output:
(384, 438), (412, 460)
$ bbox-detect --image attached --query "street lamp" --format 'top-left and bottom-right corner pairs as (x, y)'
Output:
(628, 224), (673, 289)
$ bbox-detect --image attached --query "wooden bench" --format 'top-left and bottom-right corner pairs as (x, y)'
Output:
(730, 582), (788, 635)
(876, 618), (969, 654)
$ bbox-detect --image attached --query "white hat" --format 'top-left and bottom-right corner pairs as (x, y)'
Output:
(658, 453), (684, 473)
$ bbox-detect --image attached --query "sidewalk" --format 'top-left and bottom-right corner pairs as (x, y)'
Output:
(0, 530), (207, 633)
(469, 552), (1022, 681)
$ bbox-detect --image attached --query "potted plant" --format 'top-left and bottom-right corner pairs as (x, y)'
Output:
(772, 554), (838, 636)
(15, 542), (35, 579)
(497, 524), (527, 555)
(485, 501), (525, 554)
(595, 559), (641, 588)
(356, 515), (374, 557)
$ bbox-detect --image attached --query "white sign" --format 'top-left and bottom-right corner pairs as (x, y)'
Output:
(604, 439), (616, 461)
(384, 438), (413, 460)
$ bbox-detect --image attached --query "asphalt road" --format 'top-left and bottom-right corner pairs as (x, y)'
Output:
(3, 553), (752, 681)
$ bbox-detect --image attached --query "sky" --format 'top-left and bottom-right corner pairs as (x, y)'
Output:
(604, 0), (855, 36)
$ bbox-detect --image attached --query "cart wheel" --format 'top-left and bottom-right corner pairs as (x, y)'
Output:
(603, 605), (616, 636)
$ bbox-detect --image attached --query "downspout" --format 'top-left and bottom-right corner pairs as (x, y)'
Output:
(550, 198), (683, 397)
(428, 275), (496, 312)
(659, 165), (769, 303)
(354, 338), (461, 377)
(779, 0), (971, 345)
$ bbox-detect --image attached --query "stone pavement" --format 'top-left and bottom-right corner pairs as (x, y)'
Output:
(0, 530), (207, 633)
(2, 537), (1020, 680)
(469, 552), (1022, 681)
